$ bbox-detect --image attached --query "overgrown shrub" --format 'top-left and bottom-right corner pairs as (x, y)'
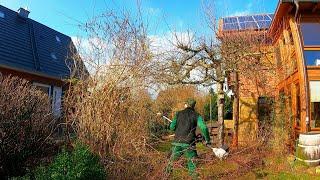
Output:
(0, 76), (54, 177)
(269, 94), (294, 154)
(149, 119), (169, 139)
(59, 6), (171, 178)
(64, 80), (164, 179)
(30, 142), (106, 180)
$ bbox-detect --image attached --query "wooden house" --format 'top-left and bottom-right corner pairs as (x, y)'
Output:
(219, 0), (320, 144)
(271, 0), (320, 133)
(0, 5), (84, 117)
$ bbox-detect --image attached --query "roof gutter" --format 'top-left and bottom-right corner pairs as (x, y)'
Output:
(268, 0), (319, 37)
(294, 0), (300, 19)
(0, 64), (66, 82)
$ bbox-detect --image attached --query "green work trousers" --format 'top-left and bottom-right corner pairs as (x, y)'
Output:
(166, 143), (198, 177)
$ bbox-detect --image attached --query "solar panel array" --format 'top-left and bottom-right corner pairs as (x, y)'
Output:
(222, 14), (274, 31)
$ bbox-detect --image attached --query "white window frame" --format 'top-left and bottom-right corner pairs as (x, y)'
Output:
(52, 86), (62, 117)
(33, 82), (52, 97)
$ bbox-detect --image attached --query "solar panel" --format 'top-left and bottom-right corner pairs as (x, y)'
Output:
(253, 15), (270, 21)
(223, 17), (237, 23)
(268, 14), (274, 20)
(257, 21), (271, 29)
(240, 22), (258, 30)
(223, 23), (239, 30)
(222, 13), (274, 31)
(238, 16), (254, 22)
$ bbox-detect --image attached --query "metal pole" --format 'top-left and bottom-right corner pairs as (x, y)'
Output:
(209, 87), (214, 127)
(210, 94), (212, 126)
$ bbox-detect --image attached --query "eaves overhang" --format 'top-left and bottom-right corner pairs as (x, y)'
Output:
(268, 0), (320, 41)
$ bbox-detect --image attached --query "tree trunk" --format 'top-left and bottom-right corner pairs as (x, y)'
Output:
(217, 80), (225, 147)
(232, 72), (239, 147)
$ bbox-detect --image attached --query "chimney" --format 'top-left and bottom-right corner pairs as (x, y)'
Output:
(17, 7), (30, 19)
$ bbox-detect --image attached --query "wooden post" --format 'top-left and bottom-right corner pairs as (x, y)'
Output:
(232, 72), (239, 147)
(217, 79), (225, 147)
(289, 17), (310, 133)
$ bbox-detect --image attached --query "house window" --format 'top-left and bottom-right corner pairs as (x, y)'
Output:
(52, 86), (62, 117)
(258, 97), (274, 120)
(33, 82), (51, 96)
(258, 96), (274, 137)
(55, 35), (61, 43)
(51, 52), (57, 60)
(300, 22), (320, 66)
(304, 50), (320, 66)
(0, 11), (4, 18)
(310, 81), (320, 128)
(301, 22), (320, 46)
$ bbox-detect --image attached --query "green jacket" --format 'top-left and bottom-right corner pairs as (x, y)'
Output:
(169, 112), (210, 145)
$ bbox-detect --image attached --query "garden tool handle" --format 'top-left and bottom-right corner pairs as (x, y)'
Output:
(156, 112), (172, 123)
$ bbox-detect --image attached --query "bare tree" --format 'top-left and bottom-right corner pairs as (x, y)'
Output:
(152, 29), (226, 146)
(152, 5), (275, 147)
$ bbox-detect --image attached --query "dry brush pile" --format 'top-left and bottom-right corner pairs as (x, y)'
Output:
(63, 9), (168, 179)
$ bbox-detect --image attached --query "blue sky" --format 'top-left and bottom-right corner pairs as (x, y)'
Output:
(0, 0), (278, 37)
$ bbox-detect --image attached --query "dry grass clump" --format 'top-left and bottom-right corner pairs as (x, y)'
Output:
(0, 76), (54, 177)
(64, 76), (168, 179)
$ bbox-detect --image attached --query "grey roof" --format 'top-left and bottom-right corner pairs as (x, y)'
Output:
(0, 5), (77, 80)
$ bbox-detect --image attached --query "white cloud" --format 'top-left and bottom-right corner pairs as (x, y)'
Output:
(148, 31), (194, 55)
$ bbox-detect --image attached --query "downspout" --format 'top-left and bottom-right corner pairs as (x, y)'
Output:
(294, 0), (299, 19)
(293, 0), (310, 132)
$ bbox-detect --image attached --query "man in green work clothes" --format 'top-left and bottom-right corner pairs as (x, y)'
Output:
(166, 98), (211, 177)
